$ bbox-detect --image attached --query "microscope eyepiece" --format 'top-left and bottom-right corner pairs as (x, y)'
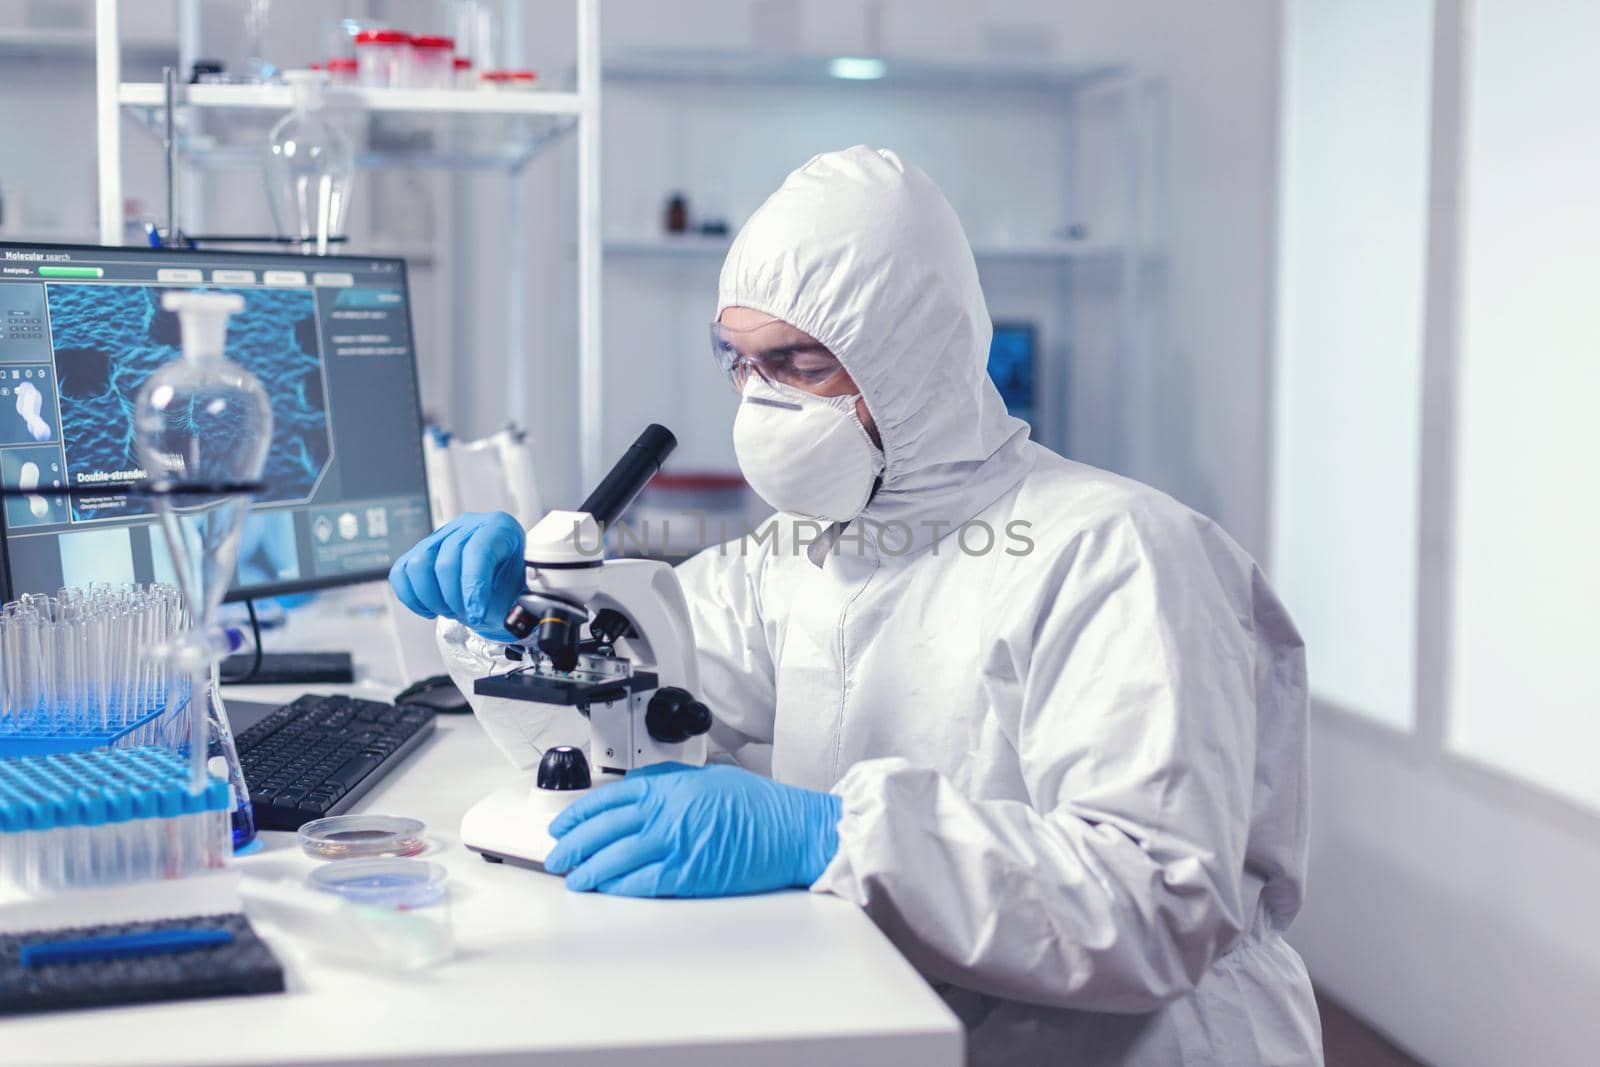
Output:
(578, 424), (677, 527)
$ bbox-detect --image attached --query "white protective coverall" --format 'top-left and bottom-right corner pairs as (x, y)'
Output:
(678, 146), (1323, 1066)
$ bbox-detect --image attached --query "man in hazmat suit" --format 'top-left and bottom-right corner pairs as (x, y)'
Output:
(391, 146), (1323, 1065)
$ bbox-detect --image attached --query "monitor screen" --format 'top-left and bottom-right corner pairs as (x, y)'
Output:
(0, 242), (432, 601)
(988, 321), (1037, 427)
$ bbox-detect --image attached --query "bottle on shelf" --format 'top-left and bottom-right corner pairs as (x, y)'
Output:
(265, 70), (354, 255)
(665, 193), (689, 234)
(326, 57), (358, 87)
(410, 36), (456, 90)
(354, 29), (411, 88)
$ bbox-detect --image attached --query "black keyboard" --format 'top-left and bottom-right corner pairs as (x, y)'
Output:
(235, 694), (435, 831)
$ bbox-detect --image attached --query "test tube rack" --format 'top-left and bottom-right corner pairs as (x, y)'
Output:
(0, 691), (191, 759)
(0, 584), (190, 758)
(0, 747), (231, 897)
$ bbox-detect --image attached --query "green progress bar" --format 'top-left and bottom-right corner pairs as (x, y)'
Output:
(38, 266), (104, 279)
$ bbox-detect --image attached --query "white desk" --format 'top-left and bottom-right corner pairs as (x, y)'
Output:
(6, 591), (963, 1066)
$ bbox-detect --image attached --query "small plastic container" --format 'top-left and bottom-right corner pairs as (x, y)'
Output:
(354, 29), (410, 88)
(310, 858), (447, 907)
(308, 859), (452, 968)
(479, 69), (538, 91)
(298, 815), (427, 860)
(453, 56), (474, 89)
(326, 56), (358, 87)
(409, 35), (455, 90)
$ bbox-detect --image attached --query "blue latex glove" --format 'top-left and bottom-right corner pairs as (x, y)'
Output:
(544, 763), (843, 897)
(388, 511), (526, 642)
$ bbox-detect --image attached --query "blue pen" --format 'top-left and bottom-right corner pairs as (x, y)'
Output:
(20, 928), (234, 968)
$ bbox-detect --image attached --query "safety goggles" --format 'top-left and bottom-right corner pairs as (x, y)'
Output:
(709, 320), (854, 395)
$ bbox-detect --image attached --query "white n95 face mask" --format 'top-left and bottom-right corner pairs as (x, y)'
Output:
(733, 376), (884, 522)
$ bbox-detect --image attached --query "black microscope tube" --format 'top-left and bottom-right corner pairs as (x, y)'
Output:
(578, 424), (677, 526)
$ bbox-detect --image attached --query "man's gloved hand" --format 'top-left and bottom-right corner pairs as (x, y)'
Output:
(544, 763), (843, 897)
(388, 511), (526, 642)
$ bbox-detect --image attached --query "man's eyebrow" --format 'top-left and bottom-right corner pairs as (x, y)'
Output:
(750, 342), (833, 360)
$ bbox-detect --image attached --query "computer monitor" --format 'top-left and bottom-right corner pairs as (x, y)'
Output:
(0, 241), (432, 603)
(988, 321), (1038, 428)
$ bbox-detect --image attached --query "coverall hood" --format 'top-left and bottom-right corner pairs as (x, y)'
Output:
(718, 146), (1028, 492)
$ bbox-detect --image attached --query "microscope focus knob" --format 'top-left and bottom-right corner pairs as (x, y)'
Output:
(645, 687), (713, 744)
(503, 601), (539, 641)
(589, 608), (631, 647)
(536, 746), (592, 791)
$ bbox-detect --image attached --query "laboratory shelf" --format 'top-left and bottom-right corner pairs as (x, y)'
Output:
(604, 47), (1128, 94)
(605, 234), (1121, 261)
(604, 234), (734, 256)
(972, 240), (1122, 261)
(118, 82), (582, 115)
(120, 83), (578, 172)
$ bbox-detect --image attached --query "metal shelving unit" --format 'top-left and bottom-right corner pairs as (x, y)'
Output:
(602, 48), (1127, 93)
(91, 0), (610, 490)
(119, 88), (578, 172)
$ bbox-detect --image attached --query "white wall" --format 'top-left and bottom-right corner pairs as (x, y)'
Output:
(1066, 1), (1282, 558)
(1299, 716), (1600, 1067)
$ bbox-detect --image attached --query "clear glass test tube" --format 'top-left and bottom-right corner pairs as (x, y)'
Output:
(59, 616), (81, 725)
(38, 618), (58, 724)
(0, 617), (12, 727)
(118, 607), (137, 723)
(17, 612), (37, 720)
(92, 613), (111, 729)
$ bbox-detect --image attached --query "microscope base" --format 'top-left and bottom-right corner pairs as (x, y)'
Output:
(460, 772), (618, 873)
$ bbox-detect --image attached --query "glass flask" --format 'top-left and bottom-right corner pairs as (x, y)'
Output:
(134, 291), (273, 849)
(265, 70), (353, 255)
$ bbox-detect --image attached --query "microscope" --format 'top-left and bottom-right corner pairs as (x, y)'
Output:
(458, 425), (714, 870)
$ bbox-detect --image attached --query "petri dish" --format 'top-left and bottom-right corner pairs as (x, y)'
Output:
(308, 858), (448, 909)
(298, 815), (427, 860)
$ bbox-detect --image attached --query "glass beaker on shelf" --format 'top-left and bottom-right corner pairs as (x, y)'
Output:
(265, 70), (354, 255)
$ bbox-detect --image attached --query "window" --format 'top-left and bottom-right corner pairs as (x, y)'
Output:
(1271, 0), (1435, 729)
(1448, 0), (1600, 809)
